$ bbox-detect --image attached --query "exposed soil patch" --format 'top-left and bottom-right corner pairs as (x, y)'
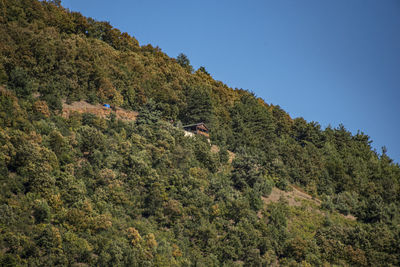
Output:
(262, 186), (320, 207)
(62, 101), (138, 121)
(343, 214), (357, 221)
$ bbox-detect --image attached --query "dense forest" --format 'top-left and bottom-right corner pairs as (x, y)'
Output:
(0, 0), (399, 266)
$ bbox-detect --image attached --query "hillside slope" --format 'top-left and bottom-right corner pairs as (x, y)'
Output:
(62, 100), (138, 121)
(0, 1), (399, 266)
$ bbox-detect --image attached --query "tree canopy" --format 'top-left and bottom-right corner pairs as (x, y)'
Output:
(0, 0), (399, 266)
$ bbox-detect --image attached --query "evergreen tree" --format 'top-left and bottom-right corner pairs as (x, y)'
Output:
(181, 85), (213, 124)
(176, 53), (193, 72)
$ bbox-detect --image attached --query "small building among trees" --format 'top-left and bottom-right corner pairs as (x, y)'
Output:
(183, 122), (209, 138)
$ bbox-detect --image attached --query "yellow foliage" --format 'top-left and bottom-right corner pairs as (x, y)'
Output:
(146, 233), (158, 249)
(211, 204), (220, 216)
(94, 214), (112, 230)
(300, 260), (312, 267)
(28, 131), (43, 144)
(98, 168), (116, 184)
(48, 193), (63, 210)
(127, 227), (142, 246)
(172, 244), (182, 258)
(96, 77), (124, 106)
(0, 128), (15, 165)
(34, 100), (50, 117)
(51, 226), (63, 249)
(81, 200), (93, 213)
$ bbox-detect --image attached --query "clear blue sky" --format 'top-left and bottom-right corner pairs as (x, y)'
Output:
(63, 0), (400, 163)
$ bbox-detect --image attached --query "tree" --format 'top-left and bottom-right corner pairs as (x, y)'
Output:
(136, 99), (162, 125)
(229, 92), (276, 156)
(198, 66), (210, 75)
(78, 125), (106, 155)
(266, 201), (289, 256)
(49, 0), (62, 7)
(8, 67), (35, 98)
(181, 85), (213, 124)
(176, 53), (193, 73)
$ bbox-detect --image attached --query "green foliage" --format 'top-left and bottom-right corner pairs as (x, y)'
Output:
(275, 177), (290, 191)
(198, 66), (210, 75)
(176, 53), (193, 73)
(0, 0), (399, 265)
(218, 146), (229, 163)
(136, 99), (162, 126)
(0, 63), (8, 84)
(33, 199), (51, 223)
(231, 149), (265, 190)
(78, 125), (106, 154)
(8, 67), (35, 98)
(229, 92), (276, 161)
(181, 85), (213, 124)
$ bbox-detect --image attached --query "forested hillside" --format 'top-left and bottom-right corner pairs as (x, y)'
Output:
(0, 1), (399, 266)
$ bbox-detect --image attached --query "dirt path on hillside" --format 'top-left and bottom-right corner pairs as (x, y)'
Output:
(62, 101), (138, 121)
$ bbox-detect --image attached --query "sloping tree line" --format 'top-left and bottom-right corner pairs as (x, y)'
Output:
(0, 0), (399, 265)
